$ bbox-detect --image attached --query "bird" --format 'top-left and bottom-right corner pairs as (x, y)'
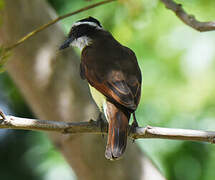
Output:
(59, 17), (142, 160)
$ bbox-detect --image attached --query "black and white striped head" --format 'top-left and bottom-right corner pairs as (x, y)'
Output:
(59, 17), (103, 51)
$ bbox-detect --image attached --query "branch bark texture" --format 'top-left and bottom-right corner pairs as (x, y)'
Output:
(0, 0), (165, 180)
(160, 0), (215, 32)
(1, 114), (215, 144)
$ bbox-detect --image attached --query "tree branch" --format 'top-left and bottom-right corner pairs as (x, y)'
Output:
(1, 111), (215, 144)
(5, 0), (116, 52)
(160, 0), (215, 32)
(1, 1), (165, 179)
(0, 0), (116, 71)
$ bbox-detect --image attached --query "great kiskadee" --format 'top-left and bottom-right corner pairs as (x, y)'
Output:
(59, 17), (142, 160)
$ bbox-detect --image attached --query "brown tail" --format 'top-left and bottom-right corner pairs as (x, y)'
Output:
(105, 101), (130, 160)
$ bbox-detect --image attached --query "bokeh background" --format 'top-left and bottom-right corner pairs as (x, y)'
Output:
(1, 0), (215, 179)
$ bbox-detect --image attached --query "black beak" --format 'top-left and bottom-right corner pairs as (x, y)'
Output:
(59, 37), (74, 50)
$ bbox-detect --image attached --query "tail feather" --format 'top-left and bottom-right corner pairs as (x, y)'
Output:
(105, 101), (130, 160)
(112, 128), (127, 158)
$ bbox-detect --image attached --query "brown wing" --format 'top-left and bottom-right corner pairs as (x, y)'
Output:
(81, 36), (141, 112)
(84, 67), (139, 110)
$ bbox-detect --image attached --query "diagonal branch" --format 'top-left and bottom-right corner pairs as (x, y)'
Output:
(160, 0), (215, 32)
(1, 111), (215, 144)
(5, 0), (116, 52)
(0, 0), (116, 72)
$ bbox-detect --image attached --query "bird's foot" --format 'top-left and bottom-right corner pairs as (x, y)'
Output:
(129, 113), (139, 143)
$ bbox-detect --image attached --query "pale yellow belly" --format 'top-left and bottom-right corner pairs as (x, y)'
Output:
(89, 84), (109, 121)
(89, 84), (106, 111)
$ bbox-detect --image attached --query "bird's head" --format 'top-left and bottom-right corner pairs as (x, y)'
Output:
(59, 17), (103, 51)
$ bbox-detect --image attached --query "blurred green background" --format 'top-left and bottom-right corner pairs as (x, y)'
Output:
(1, 0), (215, 179)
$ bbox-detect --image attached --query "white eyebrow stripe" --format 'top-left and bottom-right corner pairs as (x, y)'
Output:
(72, 21), (103, 29)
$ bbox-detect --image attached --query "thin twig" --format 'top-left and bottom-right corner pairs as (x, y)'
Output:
(160, 0), (215, 32)
(1, 111), (215, 144)
(5, 0), (116, 51)
(4, 0), (215, 52)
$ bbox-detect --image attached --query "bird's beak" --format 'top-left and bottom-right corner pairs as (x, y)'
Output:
(59, 36), (74, 50)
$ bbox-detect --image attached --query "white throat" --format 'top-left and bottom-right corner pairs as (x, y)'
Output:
(71, 36), (92, 51)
